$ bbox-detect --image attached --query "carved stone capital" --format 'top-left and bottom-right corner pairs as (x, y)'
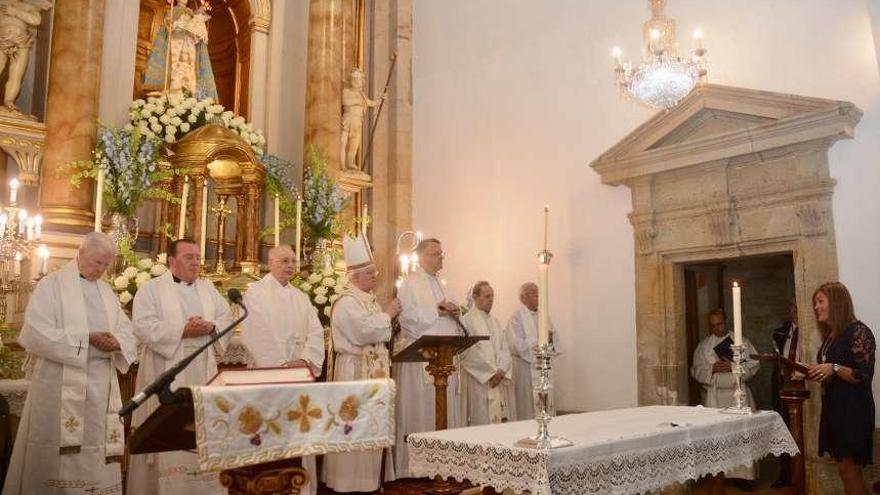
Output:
(0, 116), (46, 186)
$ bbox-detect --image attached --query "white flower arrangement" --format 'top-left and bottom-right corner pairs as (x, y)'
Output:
(127, 93), (267, 156)
(295, 266), (349, 325)
(110, 253), (168, 310)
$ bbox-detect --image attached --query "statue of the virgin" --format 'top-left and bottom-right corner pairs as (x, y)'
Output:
(142, 0), (218, 100)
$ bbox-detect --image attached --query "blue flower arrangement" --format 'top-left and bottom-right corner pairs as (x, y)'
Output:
(302, 146), (350, 241)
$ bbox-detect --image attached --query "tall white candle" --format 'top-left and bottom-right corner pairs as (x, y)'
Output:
(294, 195), (302, 269)
(537, 263), (550, 346)
(37, 244), (49, 275)
(34, 215), (42, 240)
(200, 179), (208, 264)
(361, 203), (368, 235)
(274, 193), (280, 247)
(94, 171), (104, 232)
(543, 205), (549, 251)
(9, 178), (18, 204)
(17, 209), (26, 236)
(732, 281), (743, 346)
(177, 176), (189, 239)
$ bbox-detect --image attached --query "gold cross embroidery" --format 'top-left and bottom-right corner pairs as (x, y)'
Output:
(108, 429), (121, 444)
(64, 416), (80, 433)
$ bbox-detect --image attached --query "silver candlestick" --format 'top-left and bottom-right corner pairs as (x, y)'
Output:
(721, 344), (752, 415)
(515, 344), (573, 449)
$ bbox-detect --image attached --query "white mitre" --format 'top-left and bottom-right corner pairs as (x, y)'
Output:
(343, 233), (374, 271)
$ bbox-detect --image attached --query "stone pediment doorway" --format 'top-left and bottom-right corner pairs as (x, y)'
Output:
(590, 84), (863, 494)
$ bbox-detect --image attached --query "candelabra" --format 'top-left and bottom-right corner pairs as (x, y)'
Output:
(394, 230), (422, 289)
(516, 247), (572, 450)
(721, 344), (752, 415)
(0, 178), (48, 328)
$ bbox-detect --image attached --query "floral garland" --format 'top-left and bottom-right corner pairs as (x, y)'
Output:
(127, 93), (267, 154)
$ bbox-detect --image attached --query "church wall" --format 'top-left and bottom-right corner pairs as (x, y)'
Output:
(412, 0), (880, 415)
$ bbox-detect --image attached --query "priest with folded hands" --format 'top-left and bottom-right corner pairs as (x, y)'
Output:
(127, 239), (233, 495)
(4, 232), (137, 495)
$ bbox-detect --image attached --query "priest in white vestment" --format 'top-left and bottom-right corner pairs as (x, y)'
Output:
(4, 233), (137, 495)
(506, 282), (560, 420)
(691, 307), (759, 481)
(393, 238), (464, 478)
(323, 234), (399, 491)
(127, 239), (233, 495)
(241, 244), (324, 494)
(460, 281), (516, 425)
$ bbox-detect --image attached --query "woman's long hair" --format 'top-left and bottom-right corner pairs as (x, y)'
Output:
(813, 281), (857, 338)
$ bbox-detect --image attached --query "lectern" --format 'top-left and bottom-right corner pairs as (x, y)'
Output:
(127, 388), (307, 495)
(393, 335), (486, 430)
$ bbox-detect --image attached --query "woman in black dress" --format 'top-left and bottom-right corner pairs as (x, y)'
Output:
(807, 282), (875, 495)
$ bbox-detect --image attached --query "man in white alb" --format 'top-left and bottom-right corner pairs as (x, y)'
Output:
(393, 238), (464, 477)
(691, 307), (759, 483)
(460, 281), (516, 425)
(4, 232), (137, 495)
(127, 239), (233, 495)
(241, 244), (324, 494)
(323, 233), (399, 491)
(506, 282), (559, 420)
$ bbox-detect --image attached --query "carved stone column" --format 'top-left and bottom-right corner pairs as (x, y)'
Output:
(39, 0), (105, 231)
(303, 0), (344, 169)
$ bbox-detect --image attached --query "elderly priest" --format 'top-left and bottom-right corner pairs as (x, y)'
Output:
(4, 232), (137, 495)
(393, 238), (464, 477)
(506, 281), (559, 420)
(127, 239), (233, 494)
(241, 243), (324, 495)
(323, 233), (400, 491)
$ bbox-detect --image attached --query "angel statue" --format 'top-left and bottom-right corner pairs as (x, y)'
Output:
(0, 0), (52, 113)
(143, 0), (218, 99)
(340, 68), (384, 174)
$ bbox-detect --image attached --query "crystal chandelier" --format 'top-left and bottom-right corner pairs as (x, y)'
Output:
(612, 0), (708, 110)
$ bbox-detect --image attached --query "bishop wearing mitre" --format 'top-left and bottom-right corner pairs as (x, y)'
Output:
(4, 233), (137, 495)
(323, 233), (400, 492)
(393, 238), (464, 478)
(241, 244), (324, 495)
(127, 239), (233, 494)
(460, 281), (516, 425)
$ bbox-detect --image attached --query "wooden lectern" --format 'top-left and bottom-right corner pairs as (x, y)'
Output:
(393, 335), (487, 430)
(127, 388), (307, 495)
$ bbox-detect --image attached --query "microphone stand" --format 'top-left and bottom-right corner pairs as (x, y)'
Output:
(119, 300), (249, 418)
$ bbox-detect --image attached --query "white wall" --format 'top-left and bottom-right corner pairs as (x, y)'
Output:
(412, 0), (880, 414)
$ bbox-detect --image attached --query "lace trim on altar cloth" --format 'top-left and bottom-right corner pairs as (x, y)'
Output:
(408, 416), (799, 495)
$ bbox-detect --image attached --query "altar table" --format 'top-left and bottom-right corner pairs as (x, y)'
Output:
(407, 405), (798, 495)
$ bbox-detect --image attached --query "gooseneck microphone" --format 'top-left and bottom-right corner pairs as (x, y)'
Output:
(119, 288), (248, 418)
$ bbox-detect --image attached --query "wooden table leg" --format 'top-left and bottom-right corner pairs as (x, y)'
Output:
(781, 388), (810, 495)
(219, 458), (308, 495)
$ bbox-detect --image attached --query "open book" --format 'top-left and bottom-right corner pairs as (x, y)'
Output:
(207, 365), (315, 386)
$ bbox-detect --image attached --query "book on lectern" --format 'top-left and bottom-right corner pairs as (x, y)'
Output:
(207, 365), (315, 386)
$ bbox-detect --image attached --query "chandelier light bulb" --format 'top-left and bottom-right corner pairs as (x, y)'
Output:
(649, 29), (660, 40)
(693, 27), (703, 40)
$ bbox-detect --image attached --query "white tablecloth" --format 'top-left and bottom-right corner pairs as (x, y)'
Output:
(407, 405), (798, 495)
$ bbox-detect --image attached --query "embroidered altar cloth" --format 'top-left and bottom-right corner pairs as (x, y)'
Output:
(192, 378), (394, 471)
(408, 405), (798, 495)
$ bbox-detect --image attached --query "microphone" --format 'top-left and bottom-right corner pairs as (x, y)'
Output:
(227, 288), (243, 306)
(119, 288), (249, 418)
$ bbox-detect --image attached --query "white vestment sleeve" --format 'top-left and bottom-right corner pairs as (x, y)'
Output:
(691, 340), (715, 386)
(497, 325), (513, 378)
(333, 297), (392, 345)
(207, 284), (233, 354)
(110, 303), (137, 373)
(18, 277), (85, 368)
(132, 282), (184, 359)
(398, 283), (439, 339)
(302, 302), (326, 372)
(241, 287), (287, 367)
(506, 312), (532, 361)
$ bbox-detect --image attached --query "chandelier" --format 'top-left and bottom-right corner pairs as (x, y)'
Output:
(612, 0), (708, 110)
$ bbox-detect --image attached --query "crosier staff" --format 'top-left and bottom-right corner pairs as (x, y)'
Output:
(362, 51), (398, 168)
